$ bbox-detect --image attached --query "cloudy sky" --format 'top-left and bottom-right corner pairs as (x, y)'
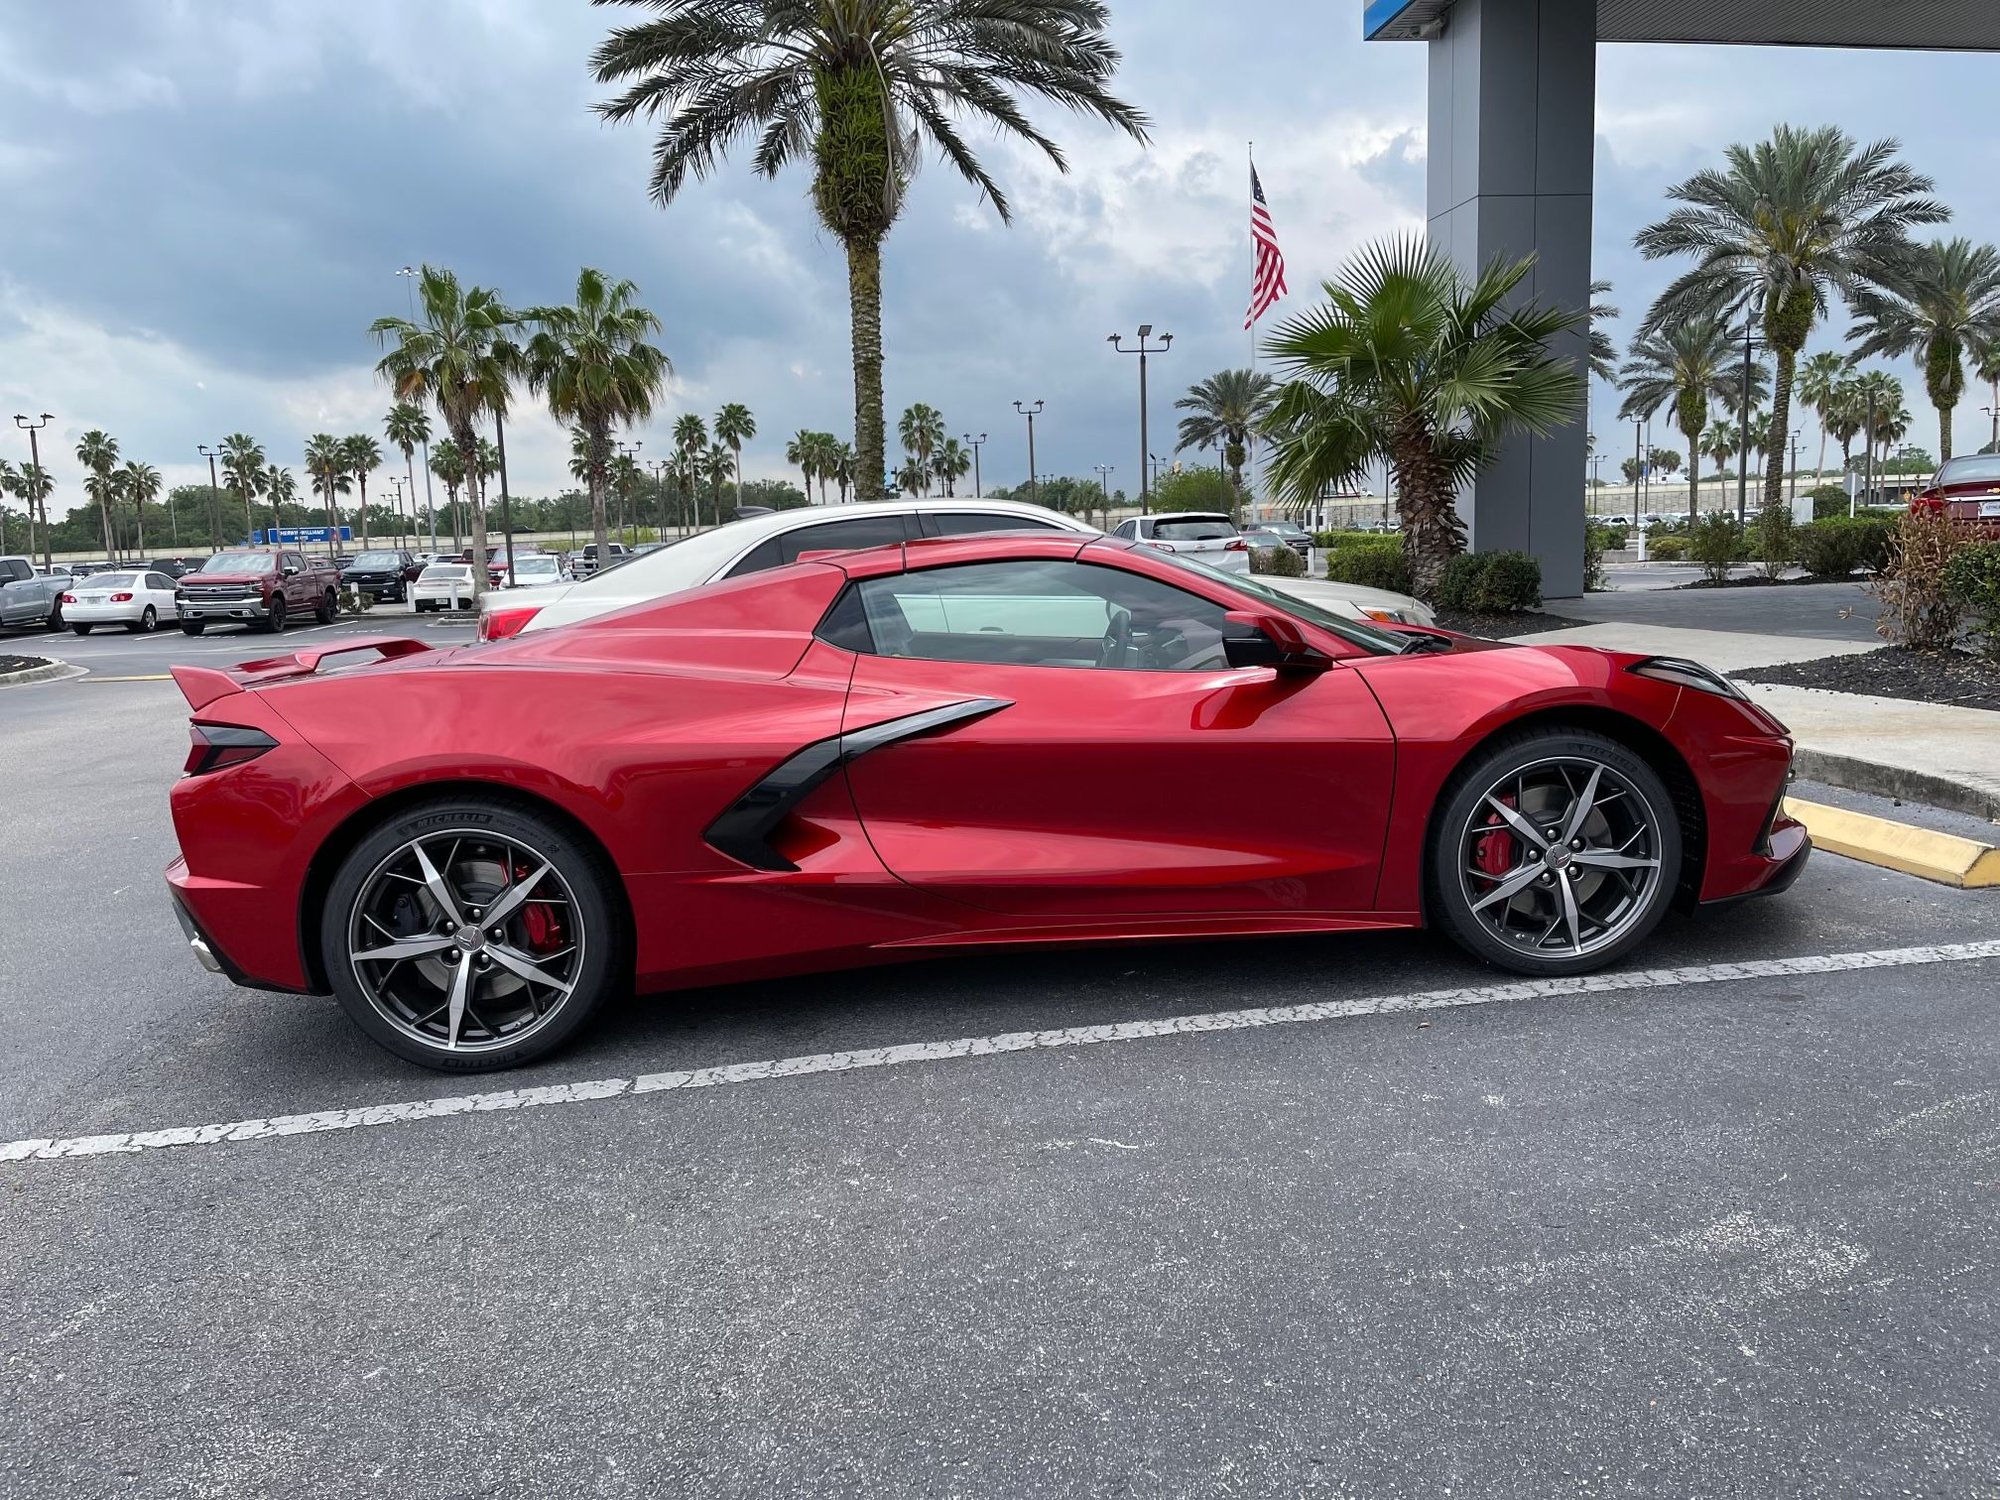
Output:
(5, 1), (2000, 517)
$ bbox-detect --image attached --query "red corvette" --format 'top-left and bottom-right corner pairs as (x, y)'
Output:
(165, 533), (1808, 1071)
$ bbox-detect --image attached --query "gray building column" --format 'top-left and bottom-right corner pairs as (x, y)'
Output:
(1425, 0), (1593, 596)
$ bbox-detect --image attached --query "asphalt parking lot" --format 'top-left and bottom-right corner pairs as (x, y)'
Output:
(2, 649), (1997, 1498)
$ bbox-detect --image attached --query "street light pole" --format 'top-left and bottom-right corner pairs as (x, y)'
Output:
(1862, 384), (1877, 517)
(964, 433), (987, 500)
(1093, 464), (1114, 529)
(1108, 326), (1172, 515)
(1631, 419), (1643, 528)
(1013, 402), (1043, 506)
(198, 444), (223, 556)
(648, 459), (669, 544)
(1737, 325), (1759, 525)
(14, 413), (52, 570)
(617, 441), (643, 542)
(1789, 429), (1802, 510)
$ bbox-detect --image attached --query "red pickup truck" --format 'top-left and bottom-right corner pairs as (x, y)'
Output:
(174, 549), (342, 635)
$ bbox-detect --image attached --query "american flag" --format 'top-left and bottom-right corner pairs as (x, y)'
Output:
(1245, 164), (1288, 329)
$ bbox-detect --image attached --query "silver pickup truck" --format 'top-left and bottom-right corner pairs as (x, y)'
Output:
(0, 555), (70, 631)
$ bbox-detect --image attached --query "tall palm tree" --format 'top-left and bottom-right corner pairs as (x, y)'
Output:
(669, 412), (709, 528)
(265, 464), (298, 528)
(337, 435), (384, 547)
(1848, 237), (2000, 463)
(714, 402), (756, 509)
(703, 443), (734, 520)
(219, 434), (267, 543)
(384, 402), (431, 546)
(833, 441), (856, 504)
(897, 403), (946, 495)
(521, 267), (668, 564)
(1702, 420), (1737, 484)
(786, 429), (818, 505)
(1851, 368), (1904, 479)
(1796, 351), (1857, 485)
(1616, 315), (1764, 517)
(1823, 379), (1865, 473)
(591, 1), (1147, 518)
(805, 432), (843, 506)
(0, 460), (21, 558)
(1174, 368), (1278, 518)
(1262, 238), (1585, 598)
(1635, 124), (1947, 512)
(76, 430), (121, 560)
(1588, 279), (1621, 383)
(932, 437), (970, 497)
(430, 441), (467, 546)
(370, 264), (515, 596)
(894, 458), (926, 497)
(118, 460), (162, 556)
(15, 463), (54, 566)
(303, 435), (351, 557)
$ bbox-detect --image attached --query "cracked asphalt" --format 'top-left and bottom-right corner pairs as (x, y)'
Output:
(2, 666), (1996, 1498)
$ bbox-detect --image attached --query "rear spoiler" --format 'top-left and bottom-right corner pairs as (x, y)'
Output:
(170, 637), (434, 711)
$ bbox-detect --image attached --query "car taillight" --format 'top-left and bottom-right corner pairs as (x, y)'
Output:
(1223, 539), (1250, 551)
(183, 723), (278, 776)
(479, 606), (540, 642)
(110, 591), (134, 602)
(60, 593), (76, 604)
(1145, 540), (1175, 551)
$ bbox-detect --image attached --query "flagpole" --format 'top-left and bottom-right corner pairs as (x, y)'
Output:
(1247, 141), (1259, 525)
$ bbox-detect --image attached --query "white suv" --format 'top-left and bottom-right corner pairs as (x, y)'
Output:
(1111, 512), (1252, 573)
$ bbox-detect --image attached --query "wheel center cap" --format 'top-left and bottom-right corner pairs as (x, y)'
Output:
(1547, 848), (1574, 872)
(457, 924), (486, 950)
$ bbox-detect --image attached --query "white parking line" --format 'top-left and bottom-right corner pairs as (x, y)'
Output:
(7, 939), (1997, 1165)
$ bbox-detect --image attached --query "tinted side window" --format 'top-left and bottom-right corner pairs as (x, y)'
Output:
(723, 535), (787, 578)
(924, 511), (1065, 538)
(1112, 520), (1137, 539)
(778, 514), (911, 565)
(147, 574), (172, 590)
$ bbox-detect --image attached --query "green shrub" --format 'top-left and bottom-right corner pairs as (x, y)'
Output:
(1796, 516), (1894, 579)
(1325, 537), (1412, 595)
(1753, 502), (1797, 578)
(1435, 549), (1543, 612)
(1688, 513), (1744, 584)
(1250, 543), (1305, 578)
(1584, 523), (1615, 592)
(1647, 534), (1686, 561)
(1873, 509), (1966, 651)
(1807, 483), (1850, 521)
(1943, 542), (2000, 656)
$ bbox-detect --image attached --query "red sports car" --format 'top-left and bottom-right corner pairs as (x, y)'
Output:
(165, 533), (1808, 1071)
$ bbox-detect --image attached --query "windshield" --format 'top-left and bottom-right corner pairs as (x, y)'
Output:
(421, 565), (472, 580)
(1152, 517), (1236, 541)
(1158, 553), (1409, 655)
(1935, 455), (2000, 486)
(514, 557), (558, 574)
(87, 574), (136, 588)
(197, 553), (275, 574)
(351, 552), (402, 569)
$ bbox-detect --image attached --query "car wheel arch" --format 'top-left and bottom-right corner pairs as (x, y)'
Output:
(1421, 705), (1708, 917)
(296, 778), (635, 995)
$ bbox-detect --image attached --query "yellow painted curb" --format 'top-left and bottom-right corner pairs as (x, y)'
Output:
(1785, 798), (2000, 890)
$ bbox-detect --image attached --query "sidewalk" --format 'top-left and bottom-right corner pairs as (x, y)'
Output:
(1511, 622), (2000, 821)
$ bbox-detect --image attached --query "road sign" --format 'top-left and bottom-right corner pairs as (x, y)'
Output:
(1844, 471), (1860, 496)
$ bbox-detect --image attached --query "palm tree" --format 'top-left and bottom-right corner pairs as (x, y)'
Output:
(1823, 379), (1865, 473)
(805, 432), (843, 506)
(1616, 315), (1765, 517)
(1851, 368), (1904, 479)
(1702, 421), (1737, 484)
(15, 463), (54, 565)
(265, 465), (298, 529)
(1588, 279), (1621, 383)
(431, 441), (467, 546)
(219, 434), (267, 543)
(1262, 238), (1585, 598)
(667, 412), (708, 528)
(714, 402), (756, 509)
(384, 402), (431, 546)
(894, 458), (926, 497)
(898, 404), (946, 495)
(786, 429), (818, 505)
(521, 267), (669, 565)
(370, 264), (516, 596)
(1796, 351), (1857, 485)
(1174, 368), (1278, 518)
(340, 435), (384, 546)
(1635, 124), (1947, 512)
(703, 444), (734, 520)
(303, 435), (351, 557)
(1848, 237), (2000, 463)
(118, 460), (162, 556)
(932, 437), (970, 497)
(76, 430), (121, 560)
(833, 441), (856, 504)
(590, 1), (1147, 520)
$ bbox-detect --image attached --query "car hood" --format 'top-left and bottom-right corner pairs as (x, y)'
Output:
(178, 572), (274, 587)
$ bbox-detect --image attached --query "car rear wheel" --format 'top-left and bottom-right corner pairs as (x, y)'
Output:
(131, 605), (159, 633)
(181, 620), (205, 636)
(1428, 729), (1681, 977)
(45, 602), (62, 631)
(71, 623), (92, 636)
(322, 798), (627, 1071)
(316, 589), (337, 624)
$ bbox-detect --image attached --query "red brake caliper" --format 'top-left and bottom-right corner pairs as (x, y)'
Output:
(514, 862), (567, 954)
(1473, 795), (1517, 879)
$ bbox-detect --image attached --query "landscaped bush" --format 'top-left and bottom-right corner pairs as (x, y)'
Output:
(1795, 515), (1894, 579)
(1752, 502), (1796, 579)
(1872, 508), (1965, 650)
(1435, 549), (1543, 613)
(1807, 483), (1850, 520)
(1688, 513), (1744, 584)
(1647, 534), (1687, 561)
(1942, 542), (2000, 657)
(1250, 543), (1305, 577)
(1584, 523), (1616, 592)
(1325, 536), (1412, 596)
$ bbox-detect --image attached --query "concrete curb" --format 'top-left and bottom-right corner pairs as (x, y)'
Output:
(1792, 747), (2000, 824)
(1785, 797), (2000, 889)
(0, 658), (86, 689)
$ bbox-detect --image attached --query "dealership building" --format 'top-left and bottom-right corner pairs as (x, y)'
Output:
(1363, 0), (2000, 594)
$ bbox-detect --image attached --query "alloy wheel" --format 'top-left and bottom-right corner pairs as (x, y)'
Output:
(345, 829), (586, 1055)
(1456, 755), (1665, 960)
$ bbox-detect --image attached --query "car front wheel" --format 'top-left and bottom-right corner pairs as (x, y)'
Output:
(321, 798), (627, 1071)
(181, 620), (205, 636)
(1429, 729), (1681, 977)
(260, 595), (288, 634)
(71, 623), (92, 636)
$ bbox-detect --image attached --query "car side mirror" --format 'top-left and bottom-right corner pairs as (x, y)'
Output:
(281, 565), (299, 577)
(1222, 610), (1331, 673)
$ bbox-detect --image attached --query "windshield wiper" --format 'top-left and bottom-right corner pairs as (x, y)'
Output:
(1396, 632), (1456, 655)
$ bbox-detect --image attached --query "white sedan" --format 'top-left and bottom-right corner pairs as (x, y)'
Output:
(62, 570), (181, 634)
(411, 562), (476, 612)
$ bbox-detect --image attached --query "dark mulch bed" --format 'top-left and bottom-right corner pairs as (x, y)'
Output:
(1672, 574), (1851, 589)
(1733, 646), (2000, 713)
(0, 654), (51, 675)
(1436, 608), (1592, 639)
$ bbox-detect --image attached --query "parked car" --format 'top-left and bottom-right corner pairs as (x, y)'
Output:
(61, 569), (181, 634)
(147, 558), (202, 580)
(1917, 453), (2000, 538)
(1252, 573), (1436, 628)
(1111, 513), (1252, 573)
(0, 555), (71, 630)
(504, 553), (569, 588)
(412, 562), (476, 612)
(1240, 521), (1313, 556)
(342, 549), (422, 603)
(166, 529), (1808, 1072)
(174, 549), (341, 635)
(573, 541), (630, 578)
(455, 547), (510, 589)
